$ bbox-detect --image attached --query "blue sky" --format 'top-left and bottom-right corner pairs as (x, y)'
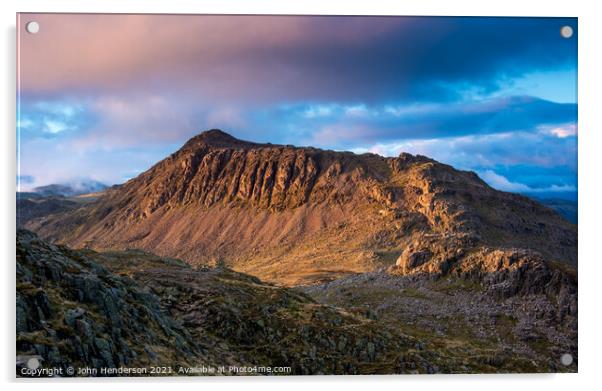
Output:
(17, 15), (577, 199)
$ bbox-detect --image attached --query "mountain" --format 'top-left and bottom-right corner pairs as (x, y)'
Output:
(32, 180), (108, 197)
(26, 129), (576, 286)
(19, 129), (578, 374)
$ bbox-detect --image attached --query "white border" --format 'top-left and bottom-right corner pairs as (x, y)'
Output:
(2, 1), (601, 390)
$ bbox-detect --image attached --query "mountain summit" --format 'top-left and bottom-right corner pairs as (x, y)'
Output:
(27, 130), (576, 285)
(182, 129), (263, 149)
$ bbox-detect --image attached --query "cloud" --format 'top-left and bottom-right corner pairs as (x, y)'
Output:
(478, 170), (532, 192)
(80, 95), (196, 149)
(271, 96), (576, 147)
(19, 14), (576, 104)
(356, 130), (576, 168)
(478, 170), (576, 193)
(18, 100), (92, 137)
(17, 136), (176, 191)
(17, 94), (577, 189)
(546, 124), (578, 138)
(205, 106), (247, 129)
(16, 14), (577, 195)
(349, 129), (577, 196)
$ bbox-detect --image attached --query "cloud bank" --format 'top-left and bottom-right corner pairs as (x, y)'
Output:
(17, 14), (577, 197)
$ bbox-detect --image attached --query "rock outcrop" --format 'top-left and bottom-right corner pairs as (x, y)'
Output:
(17, 229), (203, 373)
(393, 246), (577, 301)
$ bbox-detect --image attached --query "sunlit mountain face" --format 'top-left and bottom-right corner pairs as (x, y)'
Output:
(17, 15), (576, 202)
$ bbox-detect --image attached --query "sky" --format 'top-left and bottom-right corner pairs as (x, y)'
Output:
(17, 14), (577, 199)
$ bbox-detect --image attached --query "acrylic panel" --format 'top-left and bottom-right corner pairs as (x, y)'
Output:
(16, 14), (577, 377)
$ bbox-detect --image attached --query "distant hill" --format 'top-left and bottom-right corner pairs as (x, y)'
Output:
(32, 180), (108, 197)
(17, 179), (107, 226)
(16, 194), (79, 227)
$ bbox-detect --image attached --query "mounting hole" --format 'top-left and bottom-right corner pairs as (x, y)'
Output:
(560, 25), (573, 39)
(560, 353), (573, 366)
(26, 357), (40, 370)
(25, 21), (39, 34)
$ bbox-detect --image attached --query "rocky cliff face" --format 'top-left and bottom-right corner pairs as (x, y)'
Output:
(27, 130), (577, 286)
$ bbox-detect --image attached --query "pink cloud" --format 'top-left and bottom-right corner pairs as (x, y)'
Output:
(17, 13), (405, 102)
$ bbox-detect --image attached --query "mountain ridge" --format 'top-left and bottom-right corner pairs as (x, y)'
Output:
(26, 129), (577, 286)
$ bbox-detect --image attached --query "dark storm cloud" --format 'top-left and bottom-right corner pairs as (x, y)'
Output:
(19, 15), (576, 103)
(258, 17), (577, 103)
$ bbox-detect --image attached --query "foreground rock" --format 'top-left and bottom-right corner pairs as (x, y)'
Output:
(303, 268), (577, 373)
(392, 246), (577, 299)
(17, 230), (455, 376)
(17, 230), (204, 374)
